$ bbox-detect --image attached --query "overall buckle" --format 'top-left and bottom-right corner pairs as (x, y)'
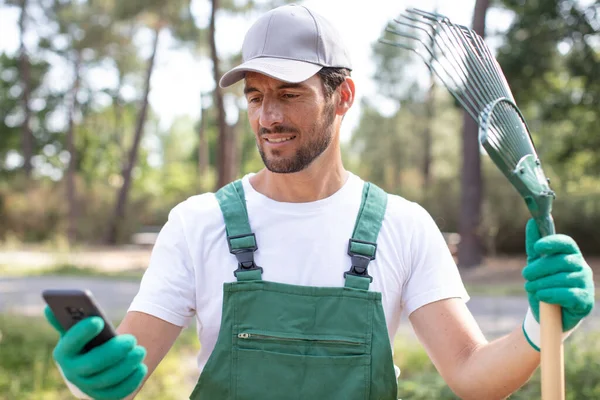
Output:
(344, 239), (376, 282)
(228, 233), (263, 277)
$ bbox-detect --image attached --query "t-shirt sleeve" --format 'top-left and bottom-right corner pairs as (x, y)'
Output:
(402, 203), (469, 316)
(127, 205), (196, 327)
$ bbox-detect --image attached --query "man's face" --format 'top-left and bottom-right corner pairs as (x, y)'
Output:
(244, 72), (337, 173)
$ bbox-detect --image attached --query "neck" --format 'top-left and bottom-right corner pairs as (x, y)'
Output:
(249, 146), (347, 203)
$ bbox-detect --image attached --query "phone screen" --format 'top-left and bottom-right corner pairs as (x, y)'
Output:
(42, 289), (117, 352)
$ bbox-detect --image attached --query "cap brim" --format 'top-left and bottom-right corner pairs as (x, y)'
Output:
(219, 57), (323, 88)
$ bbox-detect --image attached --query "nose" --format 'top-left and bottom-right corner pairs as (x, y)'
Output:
(258, 97), (284, 128)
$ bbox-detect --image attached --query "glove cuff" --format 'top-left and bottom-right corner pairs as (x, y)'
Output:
(57, 364), (93, 400)
(522, 308), (579, 352)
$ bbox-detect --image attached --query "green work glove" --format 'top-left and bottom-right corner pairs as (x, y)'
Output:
(45, 306), (148, 400)
(521, 219), (595, 350)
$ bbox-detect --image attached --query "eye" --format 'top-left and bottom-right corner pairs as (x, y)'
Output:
(248, 96), (262, 104)
(282, 93), (299, 99)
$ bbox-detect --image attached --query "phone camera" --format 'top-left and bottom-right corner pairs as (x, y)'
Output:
(66, 307), (86, 321)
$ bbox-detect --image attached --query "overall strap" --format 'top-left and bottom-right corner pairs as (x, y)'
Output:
(215, 180), (262, 281)
(344, 182), (388, 290)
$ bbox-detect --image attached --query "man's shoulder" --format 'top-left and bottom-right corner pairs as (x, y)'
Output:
(169, 192), (222, 228)
(378, 190), (438, 236)
(383, 192), (425, 218)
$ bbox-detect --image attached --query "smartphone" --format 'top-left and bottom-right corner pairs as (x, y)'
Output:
(42, 289), (117, 353)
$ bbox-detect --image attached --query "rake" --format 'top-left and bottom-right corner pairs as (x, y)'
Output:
(380, 8), (564, 400)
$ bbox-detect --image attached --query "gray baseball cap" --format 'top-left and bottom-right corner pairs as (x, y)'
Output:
(219, 4), (352, 88)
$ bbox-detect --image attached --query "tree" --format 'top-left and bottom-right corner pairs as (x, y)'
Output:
(106, 22), (162, 244)
(457, 0), (490, 268)
(17, 0), (33, 178)
(497, 0), (600, 176)
(210, 0), (234, 189)
(105, 0), (197, 244)
(46, 0), (116, 243)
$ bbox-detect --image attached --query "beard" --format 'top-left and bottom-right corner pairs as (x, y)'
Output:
(257, 101), (336, 174)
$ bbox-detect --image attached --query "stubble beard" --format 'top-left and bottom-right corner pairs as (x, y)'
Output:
(258, 101), (336, 174)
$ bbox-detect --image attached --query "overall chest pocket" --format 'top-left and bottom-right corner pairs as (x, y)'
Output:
(233, 330), (371, 400)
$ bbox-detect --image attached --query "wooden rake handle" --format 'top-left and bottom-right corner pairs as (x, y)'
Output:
(540, 302), (564, 400)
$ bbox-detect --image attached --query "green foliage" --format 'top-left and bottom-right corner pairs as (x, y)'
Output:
(1, 316), (599, 399)
(348, 0), (600, 254)
(394, 332), (600, 399)
(0, 314), (199, 400)
(496, 0), (600, 174)
(0, 53), (59, 177)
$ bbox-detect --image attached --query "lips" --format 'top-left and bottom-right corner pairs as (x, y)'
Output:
(264, 136), (296, 143)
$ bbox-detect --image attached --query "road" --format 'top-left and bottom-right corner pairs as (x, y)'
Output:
(1, 276), (599, 339)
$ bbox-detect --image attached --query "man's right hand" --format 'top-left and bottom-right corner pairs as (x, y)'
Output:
(45, 306), (148, 400)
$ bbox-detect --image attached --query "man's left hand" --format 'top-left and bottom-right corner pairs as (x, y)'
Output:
(523, 219), (595, 332)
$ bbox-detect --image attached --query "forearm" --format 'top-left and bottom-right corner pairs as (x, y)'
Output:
(117, 311), (183, 399)
(451, 327), (539, 400)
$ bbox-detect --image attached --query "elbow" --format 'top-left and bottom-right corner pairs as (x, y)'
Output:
(449, 386), (508, 400)
(443, 345), (510, 400)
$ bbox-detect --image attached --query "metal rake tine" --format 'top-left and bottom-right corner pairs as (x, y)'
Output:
(437, 21), (522, 151)
(487, 102), (533, 164)
(431, 19), (509, 109)
(460, 29), (513, 101)
(403, 16), (496, 119)
(482, 103), (520, 167)
(436, 22), (505, 109)
(405, 14), (503, 115)
(445, 25), (520, 144)
(407, 8), (451, 24)
(482, 100), (523, 164)
(493, 103), (533, 166)
(472, 34), (516, 102)
(386, 10), (518, 145)
(389, 14), (483, 119)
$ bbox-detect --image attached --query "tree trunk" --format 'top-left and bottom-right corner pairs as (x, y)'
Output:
(210, 0), (233, 190)
(422, 22), (437, 195)
(19, 0), (33, 178)
(106, 25), (161, 244)
(113, 73), (125, 163)
(458, 0), (489, 268)
(422, 81), (434, 193)
(198, 91), (209, 177)
(229, 119), (240, 181)
(66, 52), (81, 245)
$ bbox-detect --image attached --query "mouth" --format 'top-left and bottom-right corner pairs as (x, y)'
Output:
(263, 135), (297, 143)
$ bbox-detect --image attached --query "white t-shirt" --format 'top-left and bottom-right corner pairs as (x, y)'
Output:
(128, 172), (469, 373)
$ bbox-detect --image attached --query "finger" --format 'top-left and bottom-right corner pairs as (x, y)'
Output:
(525, 271), (588, 293)
(90, 364), (148, 400)
(535, 288), (594, 315)
(70, 335), (138, 377)
(54, 317), (105, 359)
(525, 219), (541, 260)
(44, 306), (66, 335)
(522, 254), (585, 281)
(78, 346), (146, 389)
(534, 234), (580, 256)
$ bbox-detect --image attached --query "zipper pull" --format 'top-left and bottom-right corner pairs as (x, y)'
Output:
(238, 333), (250, 339)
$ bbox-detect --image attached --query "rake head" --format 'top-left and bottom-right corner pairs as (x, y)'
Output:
(381, 8), (556, 236)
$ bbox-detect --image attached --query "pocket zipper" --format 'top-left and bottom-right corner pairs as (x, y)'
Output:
(237, 332), (362, 346)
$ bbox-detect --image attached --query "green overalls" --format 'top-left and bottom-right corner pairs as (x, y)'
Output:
(190, 180), (398, 400)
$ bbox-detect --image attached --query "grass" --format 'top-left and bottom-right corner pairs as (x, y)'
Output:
(464, 283), (526, 296)
(0, 314), (199, 400)
(2, 313), (599, 399)
(0, 263), (146, 280)
(393, 331), (600, 399)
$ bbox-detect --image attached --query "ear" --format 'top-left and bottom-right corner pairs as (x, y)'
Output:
(335, 77), (355, 116)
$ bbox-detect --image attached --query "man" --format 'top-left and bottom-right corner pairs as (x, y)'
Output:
(47, 4), (594, 400)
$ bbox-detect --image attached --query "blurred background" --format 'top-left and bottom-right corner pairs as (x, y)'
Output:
(0, 0), (599, 398)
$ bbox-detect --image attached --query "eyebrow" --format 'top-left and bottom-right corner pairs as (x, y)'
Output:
(243, 82), (306, 95)
(244, 86), (260, 95)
